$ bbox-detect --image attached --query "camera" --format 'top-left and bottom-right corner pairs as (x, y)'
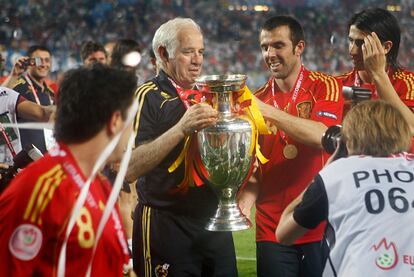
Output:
(0, 145), (43, 194)
(342, 86), (372, 103)
(22, 57), (41, 68)
(321, 125), (348, 159)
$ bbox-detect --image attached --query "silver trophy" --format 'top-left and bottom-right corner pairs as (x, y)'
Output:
(196, 74), (253, 231)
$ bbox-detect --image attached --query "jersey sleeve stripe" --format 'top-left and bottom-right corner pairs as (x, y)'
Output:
(395, 72), (414, 100)
(37, 170), (66, 225)
(160, 97), (179, 109)
(311, 72), (335, 101)
(24, 165), (63, 221)
(134, 83), (157, 132)
(329, 76), (340, 102)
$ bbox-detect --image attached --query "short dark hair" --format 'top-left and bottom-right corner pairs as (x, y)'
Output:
(55, 65), (137, 144)
(110, 39), (141, 70)
(80, 41), (107, 62)
(348, 8), (401, 69)
(261, 15), (305, 47)
(27, 45), (51, 57)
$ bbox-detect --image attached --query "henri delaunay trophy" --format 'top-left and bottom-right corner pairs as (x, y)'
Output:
(196, 74), (254, 232)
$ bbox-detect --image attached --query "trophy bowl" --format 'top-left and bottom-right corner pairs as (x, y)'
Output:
(196, 74), (253, 231)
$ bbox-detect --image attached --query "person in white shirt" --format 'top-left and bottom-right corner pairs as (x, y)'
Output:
(0, 86), (53, 165)
(277, 100), (414, 276)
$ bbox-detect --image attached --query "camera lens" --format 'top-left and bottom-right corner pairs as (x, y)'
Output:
(321, 125), (342, 154)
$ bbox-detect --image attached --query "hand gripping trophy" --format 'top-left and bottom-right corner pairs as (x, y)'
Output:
(196, 74), (267, 231)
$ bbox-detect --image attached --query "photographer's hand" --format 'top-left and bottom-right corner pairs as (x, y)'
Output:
(1, 56), (30, 88)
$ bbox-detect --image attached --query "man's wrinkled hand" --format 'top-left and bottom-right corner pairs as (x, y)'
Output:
(179, 103), (218, 136)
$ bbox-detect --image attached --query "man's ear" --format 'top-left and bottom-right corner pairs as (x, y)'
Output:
(107, 111), (123, 136)
(158, 46), (169, 62)
(294, 40), (305, 56)
(383, 40), (393, 55)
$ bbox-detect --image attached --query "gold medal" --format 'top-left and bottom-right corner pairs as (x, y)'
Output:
(283, 144), (298, 159)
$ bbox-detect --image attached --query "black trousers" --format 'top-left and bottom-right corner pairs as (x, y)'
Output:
(257, 241), (329, 277)
(132, 203), (238, 277)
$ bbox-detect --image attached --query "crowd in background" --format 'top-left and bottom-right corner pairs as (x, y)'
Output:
(1, 0), (413, 89)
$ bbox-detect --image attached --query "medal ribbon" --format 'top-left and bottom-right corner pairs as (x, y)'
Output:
(24, 75), (53, 105)
(167, 78), (200, 188)
(271, 65), (305, 144)
(57, 100), (138, 277)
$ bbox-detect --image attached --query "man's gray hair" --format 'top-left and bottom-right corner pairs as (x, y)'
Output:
(152, 18), (202, 70)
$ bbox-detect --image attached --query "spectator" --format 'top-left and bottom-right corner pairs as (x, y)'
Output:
(11, 45), (55, 154)
(0, 86), (54, 165)
(104, 41), (116, 65)
(110, 38), (141, 74)
(80, 41), (107, 66)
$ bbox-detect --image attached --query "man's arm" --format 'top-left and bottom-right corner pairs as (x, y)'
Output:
(237, 161), (260, 220)
(277, 175), (328, 245)
(255, 98), (327, 148)
(125, 103), (217, 182)
(277, 190), (309, 245)
(363, 32), (414, 134)
(16, 100), (55, 122)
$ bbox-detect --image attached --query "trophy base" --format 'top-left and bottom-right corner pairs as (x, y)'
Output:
(205, 203), (252, 232)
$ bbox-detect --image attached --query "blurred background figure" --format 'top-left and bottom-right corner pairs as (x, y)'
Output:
(11, 45), (55, 154)
(1, 1), (413, 90)
(104, 41), (116, 65)
(80, 40), (107, 66)
(110, 38), (141, 74)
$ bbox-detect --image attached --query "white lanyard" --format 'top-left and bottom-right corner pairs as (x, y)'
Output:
(57, 100), (138, 277)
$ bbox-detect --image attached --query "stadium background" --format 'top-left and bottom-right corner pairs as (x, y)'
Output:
(0, 0), (413, 276)
(1, 0), (413, 90)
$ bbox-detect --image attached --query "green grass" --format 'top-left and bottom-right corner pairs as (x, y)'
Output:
(233, 209), (257, 277)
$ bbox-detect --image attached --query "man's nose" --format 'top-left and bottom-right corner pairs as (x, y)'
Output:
(192, 52), (203, 64)
(349, 42), (358, 56)
(267, 46), (277, 56)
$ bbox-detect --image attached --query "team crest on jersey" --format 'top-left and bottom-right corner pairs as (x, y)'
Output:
(9, 224), (43, 261)
(372, 238), (399, 270)
(160, 91), (171, 99)
(155, 263), (170, 277)
(296, 101), (311, 119)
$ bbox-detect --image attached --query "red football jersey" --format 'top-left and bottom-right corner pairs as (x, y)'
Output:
(0, 143), (129, 276)
(337, 68), (414, 152)
(255, 67), (344, 244)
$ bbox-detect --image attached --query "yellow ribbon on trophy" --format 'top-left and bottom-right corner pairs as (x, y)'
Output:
(236, 85), (270, 164)
(168, 85), (270, 189)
